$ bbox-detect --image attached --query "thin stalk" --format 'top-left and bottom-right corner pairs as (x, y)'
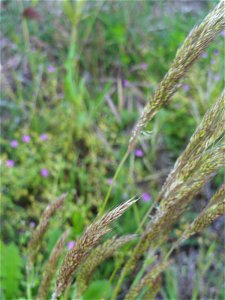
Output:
(98, 150), (130, 218)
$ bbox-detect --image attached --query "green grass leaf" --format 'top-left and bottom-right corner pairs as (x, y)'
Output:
(0, 242), (23, 300)
(83, 280), (112, 300)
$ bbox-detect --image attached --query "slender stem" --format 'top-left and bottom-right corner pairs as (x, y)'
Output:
(26, 264), (32, 300)
(98, 150), (130, 218)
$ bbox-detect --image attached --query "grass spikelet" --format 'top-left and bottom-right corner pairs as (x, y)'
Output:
(27, 193), (67, 266)
(158, 91), (225, 202)
(124, 260), (172, 300)
(37, 230), (69, 300)
(128, 1), (225, 151)
(182, 184), (225, 240)
(76, 234), (137, 296)
(52, 197), (138, 299)
(142, 275), (162, 300)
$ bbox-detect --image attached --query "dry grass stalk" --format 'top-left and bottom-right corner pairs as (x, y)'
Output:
(128, 1), (225, 151)
(52, 197), (138, 299)
(76, 234), (137, 296)
(182, 184), (225, 240)
(124, 260), (172, 300)
(113, 93), (225, 298)
(27, 193), (67, 266)
(37, 231), (69, 300)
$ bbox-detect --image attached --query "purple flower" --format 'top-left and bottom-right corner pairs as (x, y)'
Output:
(22, 135), (31, 143)
(213, 49), (219, 55)
(40, 133), (48, 141)
(221, 30), (225, 37)
(135, 149), (144, 157)
(140, 63), (148, 70)
(211, 59), (216, 65)
(214, 74), (220, 82)
(40, 168), (49, 177)
(182, 84), (190, 92)
(201, 52), (208, 59)
(29, 221), (36, 228)
(107, 178), (114, 185)
(10, 140), (18, 148)
(122, 79), (129, 88)
(6, 160), (14, 168)
(142, 192), (151, 202)
(47, 65), (56, 73)
(67, 241), (75, 251)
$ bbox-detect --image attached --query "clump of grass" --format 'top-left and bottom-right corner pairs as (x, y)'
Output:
(128, 0), (224, 151)
(37, 230), (69, 300)
(113, 91), (225, 299)
(27, 193), (67, 267)
(12, 2), (224, 299)
(52, 197), (138, 299)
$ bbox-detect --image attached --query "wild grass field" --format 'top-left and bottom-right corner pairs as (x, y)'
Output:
(0, 0), (224, 299)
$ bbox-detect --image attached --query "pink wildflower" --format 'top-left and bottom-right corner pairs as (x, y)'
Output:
(182, 84), (190, 92)
(140, 63), (148, 70)
(10, 140), (18, 148)
(67, 241), (75, 251)
(201, 52), (208, 58)
(6, 160), (14, 167)
(40, 168), (49, 177)
(47, 65), (56, 73)
(135, 149), (144, 157)
(40, 133), (48, 141)
(142, 192), (151, 202)
(22, 135), (31, 143)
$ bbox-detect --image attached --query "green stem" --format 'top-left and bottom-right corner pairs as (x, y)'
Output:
(26, 264), (32, 300)
(98, 150), (130, 218)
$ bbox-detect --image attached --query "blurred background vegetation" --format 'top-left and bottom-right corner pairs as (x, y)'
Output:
(0, 0), (224, 299)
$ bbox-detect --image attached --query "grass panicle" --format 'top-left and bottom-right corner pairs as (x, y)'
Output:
(124, 260), (172, 300)
(158, 91), (225, 202)
(113, 92), (225, 299)
(52, 197), (138, 299)
(76, 234), (137, 296)
(181, 184), (225, 240)
(128, 1), (225, 151)
(27, 193), (67, 267)
(142, 275), (162, 300)
(37, 230), (69, 300)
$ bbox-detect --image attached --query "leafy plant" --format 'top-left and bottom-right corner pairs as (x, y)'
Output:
(0, 242), (22, 300)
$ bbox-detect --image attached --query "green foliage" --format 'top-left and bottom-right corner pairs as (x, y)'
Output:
(0, 242), (23, 300)
(163, 267), (179, 300)
(72, 207), (86, 236)
(82, 280), (112, 300)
